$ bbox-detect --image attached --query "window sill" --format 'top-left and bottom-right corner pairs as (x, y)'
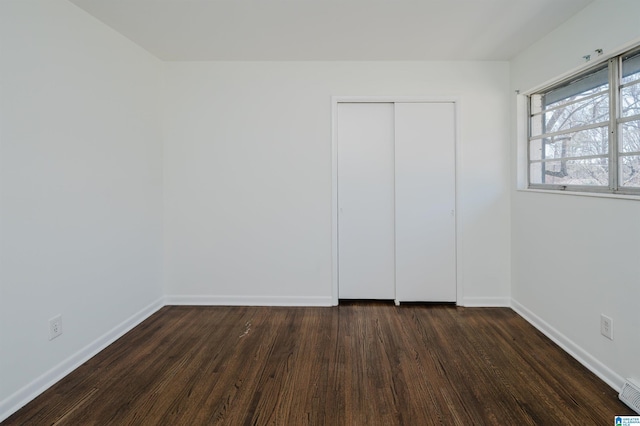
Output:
(516, 187), (640, 201)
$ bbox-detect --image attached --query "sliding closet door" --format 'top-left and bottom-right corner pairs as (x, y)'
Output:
(394, 102), (456, 302)
(337, 103), (396, 299)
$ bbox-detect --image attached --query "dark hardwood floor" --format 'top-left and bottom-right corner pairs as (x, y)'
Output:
(3, 303), (633, 425)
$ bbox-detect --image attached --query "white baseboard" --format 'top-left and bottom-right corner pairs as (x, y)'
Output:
(511, 298), (624, 392)
(0, 297), (164, 423)
(165, 294), (334, 307)
(461, 296), (511, 307)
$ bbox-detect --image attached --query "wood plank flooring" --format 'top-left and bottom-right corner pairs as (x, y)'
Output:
(3, 303), (633, 425)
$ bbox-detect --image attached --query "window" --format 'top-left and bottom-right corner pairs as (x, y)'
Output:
(528, 47), (640, 194)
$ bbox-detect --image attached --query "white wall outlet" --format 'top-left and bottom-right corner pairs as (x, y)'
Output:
(600, 314), (613, 340)
(49, 314), (62, 340)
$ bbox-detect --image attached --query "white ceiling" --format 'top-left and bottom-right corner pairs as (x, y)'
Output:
(69, 0), (594, 61)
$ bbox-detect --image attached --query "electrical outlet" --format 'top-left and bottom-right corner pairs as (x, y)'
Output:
(49, 315), (62, 340)
(600, 314), (613, 340)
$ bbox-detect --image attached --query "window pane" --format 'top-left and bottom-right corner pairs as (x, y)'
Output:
(622, 51), (640, 84)
(620, 120), (640, 153)
(621, 82), (640, 117)
(530, 94), (543, 115)
(530, 158), (609, 186)
(530, 111), (543, 137)
(529, 139), (543, 161)
(620, 155), (640, 187)
(544, 93), (608, 133)
(543, 65), (609, 108)
(529, 162), (542, 184)
(530, 126), (609, 161)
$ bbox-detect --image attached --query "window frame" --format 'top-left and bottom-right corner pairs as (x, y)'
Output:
(527, 47), (640, 195)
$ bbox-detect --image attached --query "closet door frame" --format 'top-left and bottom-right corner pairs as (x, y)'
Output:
(331, 96), (463, 306)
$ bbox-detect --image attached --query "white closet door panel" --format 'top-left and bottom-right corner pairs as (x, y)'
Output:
(337, 103), (395, 299)
(395, 102), (456, 302)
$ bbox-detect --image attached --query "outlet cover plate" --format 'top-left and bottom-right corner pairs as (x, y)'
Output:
(49, 314), (62, 340)
(600, 314), (613, 340)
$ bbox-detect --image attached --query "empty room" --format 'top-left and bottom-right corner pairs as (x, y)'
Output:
(1, 0), (639, 424)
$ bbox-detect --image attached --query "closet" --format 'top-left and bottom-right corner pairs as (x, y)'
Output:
(336, 101), (456, 303)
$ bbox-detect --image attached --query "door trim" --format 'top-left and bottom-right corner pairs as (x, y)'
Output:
(331, 96), (463, 306)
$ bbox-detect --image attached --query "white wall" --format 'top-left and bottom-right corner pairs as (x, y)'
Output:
(510, 0), (640, 389)
(162, 61), (512, 306)
(0, 0), (164, 418)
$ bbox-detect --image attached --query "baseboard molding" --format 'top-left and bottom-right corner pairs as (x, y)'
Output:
(0, 297), (165, 423)
(165, 295), (334, 307)
(511, 298), (624, 392)
(461, 296), (511, 307)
